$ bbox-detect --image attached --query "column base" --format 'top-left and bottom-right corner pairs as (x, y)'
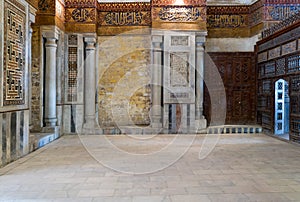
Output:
(42, 126), (60, 135)
(150, 121), (164, 134)
(195, 119), (207, 134)
(82, 121), (103, 135)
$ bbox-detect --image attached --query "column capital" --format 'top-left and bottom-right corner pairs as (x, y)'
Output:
(29, 5), (37, 24)
(45, 38), (57, 48)
(41, 26), (60, 40)
(196, 35), (205, 46)
(84, 34), (97, 43)
(84, 35), (97, 50)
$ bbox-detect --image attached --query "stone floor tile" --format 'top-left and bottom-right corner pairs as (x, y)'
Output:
(150, 187), (187, 195)
(132, 195), (171, 202)
(77, 189), (115, 197)
(185, 186), (223, 194)
(283, 192), (300, 201)
(221, 185), (260, 194)
(92, 196), (131, 202)
(170, 194), (211, 202)
(0, 134), (299, 201)
(245, 193), (292, 201)
(114, 188), (151, 196)
(208, 193), (250, 202)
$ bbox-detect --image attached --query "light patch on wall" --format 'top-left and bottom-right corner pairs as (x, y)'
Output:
(97, 0), (150, 2)
(174, 0), (185, 5)
(207, 0), (257, 5)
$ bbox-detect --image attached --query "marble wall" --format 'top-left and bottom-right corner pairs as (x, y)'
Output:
(0, 110), (30, 166)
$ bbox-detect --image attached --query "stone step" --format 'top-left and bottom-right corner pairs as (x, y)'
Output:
(206, 125), (263, 134)
(29, 132), (59, 152)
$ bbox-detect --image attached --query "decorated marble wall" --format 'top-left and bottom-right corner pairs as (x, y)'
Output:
(62, 34), (84, 134)
(0, 0), (34, 167)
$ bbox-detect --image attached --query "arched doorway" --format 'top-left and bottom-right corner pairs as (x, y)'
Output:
(274, 79), (290, 140)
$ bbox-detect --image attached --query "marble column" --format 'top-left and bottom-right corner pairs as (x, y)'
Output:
(195, 35), (207, 130)
(43, 32), (59, 127)
(151, 36), (163, 129)
(28, 26), (33, 129)
(82, 35), (100, 133)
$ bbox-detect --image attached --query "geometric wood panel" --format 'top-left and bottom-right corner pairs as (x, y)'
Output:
(204, 52), (256, 125)
(257, 17), (300, 141)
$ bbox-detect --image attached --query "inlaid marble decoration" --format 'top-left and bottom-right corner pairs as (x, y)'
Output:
(268, 46), (281, 60)
(282, 40), (297, 55)
(171, 36), (189, 46)
(170, 53), (189, 87)
(67, 35), (78, 102)
(3, 0), (26, 105)
(65, 0), (96, 8)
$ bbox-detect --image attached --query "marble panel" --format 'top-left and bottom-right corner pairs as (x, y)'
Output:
(0, 114), (2, 166)
(10, 112), (17, 160)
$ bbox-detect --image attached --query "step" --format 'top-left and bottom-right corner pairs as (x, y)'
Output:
(206, 125), (263, 134)
(29, 132), (59, 152)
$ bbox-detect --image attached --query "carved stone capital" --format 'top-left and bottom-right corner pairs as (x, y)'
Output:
(84, 34), (97, 51)
(41, 26), (60, 40)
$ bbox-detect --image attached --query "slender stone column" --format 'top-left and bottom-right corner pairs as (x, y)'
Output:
(28, 26), (33, 128)
(195, 35), (207, 130)
(44, 35), (58, 127)
(83, 36), (99, 132)
(151, 35), (163, 129)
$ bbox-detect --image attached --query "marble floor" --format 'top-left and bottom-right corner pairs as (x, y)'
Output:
(0, 134), (300, 202)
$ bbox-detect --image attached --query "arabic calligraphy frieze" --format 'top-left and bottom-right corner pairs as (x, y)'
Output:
(207, 14), (248, 28)
(65, 8), (96, 23)
(265, 4), (300, 21)
(156, 7), (205, 22)
(98, 11), (151, 26)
